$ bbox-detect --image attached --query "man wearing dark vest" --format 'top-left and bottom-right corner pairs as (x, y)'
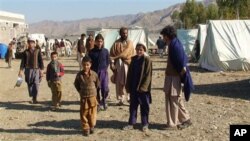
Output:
(18, 37), (44, 104)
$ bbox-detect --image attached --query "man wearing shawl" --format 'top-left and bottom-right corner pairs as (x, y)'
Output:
(161, 26), (194, 129)
(110, 27), (135, 105)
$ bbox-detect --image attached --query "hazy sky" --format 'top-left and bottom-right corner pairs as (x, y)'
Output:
(0, 0), (189, 24)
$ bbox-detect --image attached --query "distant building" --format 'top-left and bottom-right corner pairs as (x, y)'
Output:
(0, 10), (28, 44)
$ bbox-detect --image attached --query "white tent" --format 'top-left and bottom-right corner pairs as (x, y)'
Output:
(199, 20), (250, 71)
(86, 26), (154, 51)
(177, 29), (198, 56)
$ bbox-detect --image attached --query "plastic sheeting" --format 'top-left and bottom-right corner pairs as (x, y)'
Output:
(0, 43), (8, 59)
(177, 29), (198, 56)
(199, 20), (250, 71)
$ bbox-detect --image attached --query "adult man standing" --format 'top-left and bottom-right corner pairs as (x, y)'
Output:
(161, 25), (194, 129)
(77, 33), (86, 70)
(110, 27), (135, 105)
(18, 37), (44, 104)
(156, 36), (166, 58)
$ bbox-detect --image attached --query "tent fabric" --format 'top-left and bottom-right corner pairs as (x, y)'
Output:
(177, 29), (198, 56)
(0, 43), (8, 59)
(197, 24), (207, 54)
(199, 20), (250, 71)
(87, 27), (153, 51)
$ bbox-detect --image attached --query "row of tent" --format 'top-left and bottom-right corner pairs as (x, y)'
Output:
(86, 26), (155, 51)
(177, 20), (250, 72)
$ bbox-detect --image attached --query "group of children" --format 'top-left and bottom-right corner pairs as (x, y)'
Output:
(44, 33), (152, 136)
(11, 27), (192, 136)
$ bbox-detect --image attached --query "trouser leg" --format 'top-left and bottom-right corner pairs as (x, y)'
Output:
(128, 95), (139, 125)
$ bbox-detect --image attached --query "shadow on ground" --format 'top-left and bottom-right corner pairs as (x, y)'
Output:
(0, 101), (78, 113)
(193, 79), (250, 100)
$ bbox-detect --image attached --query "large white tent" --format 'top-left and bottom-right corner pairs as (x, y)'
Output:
(199, 20), (250, 71)
(86, 26), (154, 51)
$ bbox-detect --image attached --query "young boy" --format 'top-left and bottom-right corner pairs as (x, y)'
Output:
(88, 34), (110, 111)
(74, 56), (99, 136)
(46, 51), (64, 111)
(124, 43), (152, 132)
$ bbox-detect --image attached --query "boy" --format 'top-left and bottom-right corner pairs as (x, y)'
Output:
(124, 43), (152, 132)
(18, 37), (44, 104)
(74, 56), (99, 136)
(46, 52), (64, 110)
(88, 34), (110, 111)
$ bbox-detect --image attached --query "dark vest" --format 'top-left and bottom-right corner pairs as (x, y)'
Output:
(25, 49), (40, 69)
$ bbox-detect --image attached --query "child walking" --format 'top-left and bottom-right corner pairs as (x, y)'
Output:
(46, 52), (65, 111)
(74, 56), (100, 136)
(123, 43), (152, 132)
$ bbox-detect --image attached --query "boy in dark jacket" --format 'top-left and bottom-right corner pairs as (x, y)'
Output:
(46, 52), (64, 110)
(88, 34), (110, 110)
(123, 43), (152, 132)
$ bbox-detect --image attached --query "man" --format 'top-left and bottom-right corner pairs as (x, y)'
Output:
(86, 34), (95, 53)
(18, 37), (44, 104)
(45, 37), (51, 60)
(60, 39), (66, 57)
(77, 33), (86, 70)
(5, 42), (14, 68)
(161, 25), (194, 129)
(156, 36), (166, 58)
(110, 27), (135, 105)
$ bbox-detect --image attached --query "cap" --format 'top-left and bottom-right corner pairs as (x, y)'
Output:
(28, 37), (36, 42)
(136, 42), (147, 51)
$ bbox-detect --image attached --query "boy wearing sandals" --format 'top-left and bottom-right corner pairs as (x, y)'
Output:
(123, 43), (152, 132)
(46, 51), (64, 110)
(74, 56), (100, 136)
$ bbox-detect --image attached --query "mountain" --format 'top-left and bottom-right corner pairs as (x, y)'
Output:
(29, 0), (216, 39)
(29, 3), (182, 38)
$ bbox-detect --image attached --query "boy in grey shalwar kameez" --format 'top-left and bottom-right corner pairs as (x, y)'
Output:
(18, 37), (44, 104)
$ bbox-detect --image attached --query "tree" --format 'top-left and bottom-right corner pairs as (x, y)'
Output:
(196, 3), (207, 23)
(206, 4), (219, 20)
(216, 0), (249, 19)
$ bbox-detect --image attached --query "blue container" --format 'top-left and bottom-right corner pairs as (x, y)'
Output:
(0, 43), (8, 59)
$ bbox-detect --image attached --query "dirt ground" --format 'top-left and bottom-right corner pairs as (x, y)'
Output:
(0, 53), (250, 141)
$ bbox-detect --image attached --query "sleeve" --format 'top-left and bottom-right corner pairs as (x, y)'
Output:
(59, 63), (65, 77)
(20, 51), (26, 70)
(125, 58), (133, 93)
(139, 57), (152, 92)
(95, 73), (100, 89)
(77, 40), (80, 53)
(46, 64), (50, 81)
(74, 73), (80, 92)
(38, 50), (44, 70)
(169, 39), (187, 73)
(106, 49), (110, 68)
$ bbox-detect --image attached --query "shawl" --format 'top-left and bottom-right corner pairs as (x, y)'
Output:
(110, 39), (135, 65)
(169, 37), (194, 101)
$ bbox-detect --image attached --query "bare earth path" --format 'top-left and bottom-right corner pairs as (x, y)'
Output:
(0, 54), (250, 141)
